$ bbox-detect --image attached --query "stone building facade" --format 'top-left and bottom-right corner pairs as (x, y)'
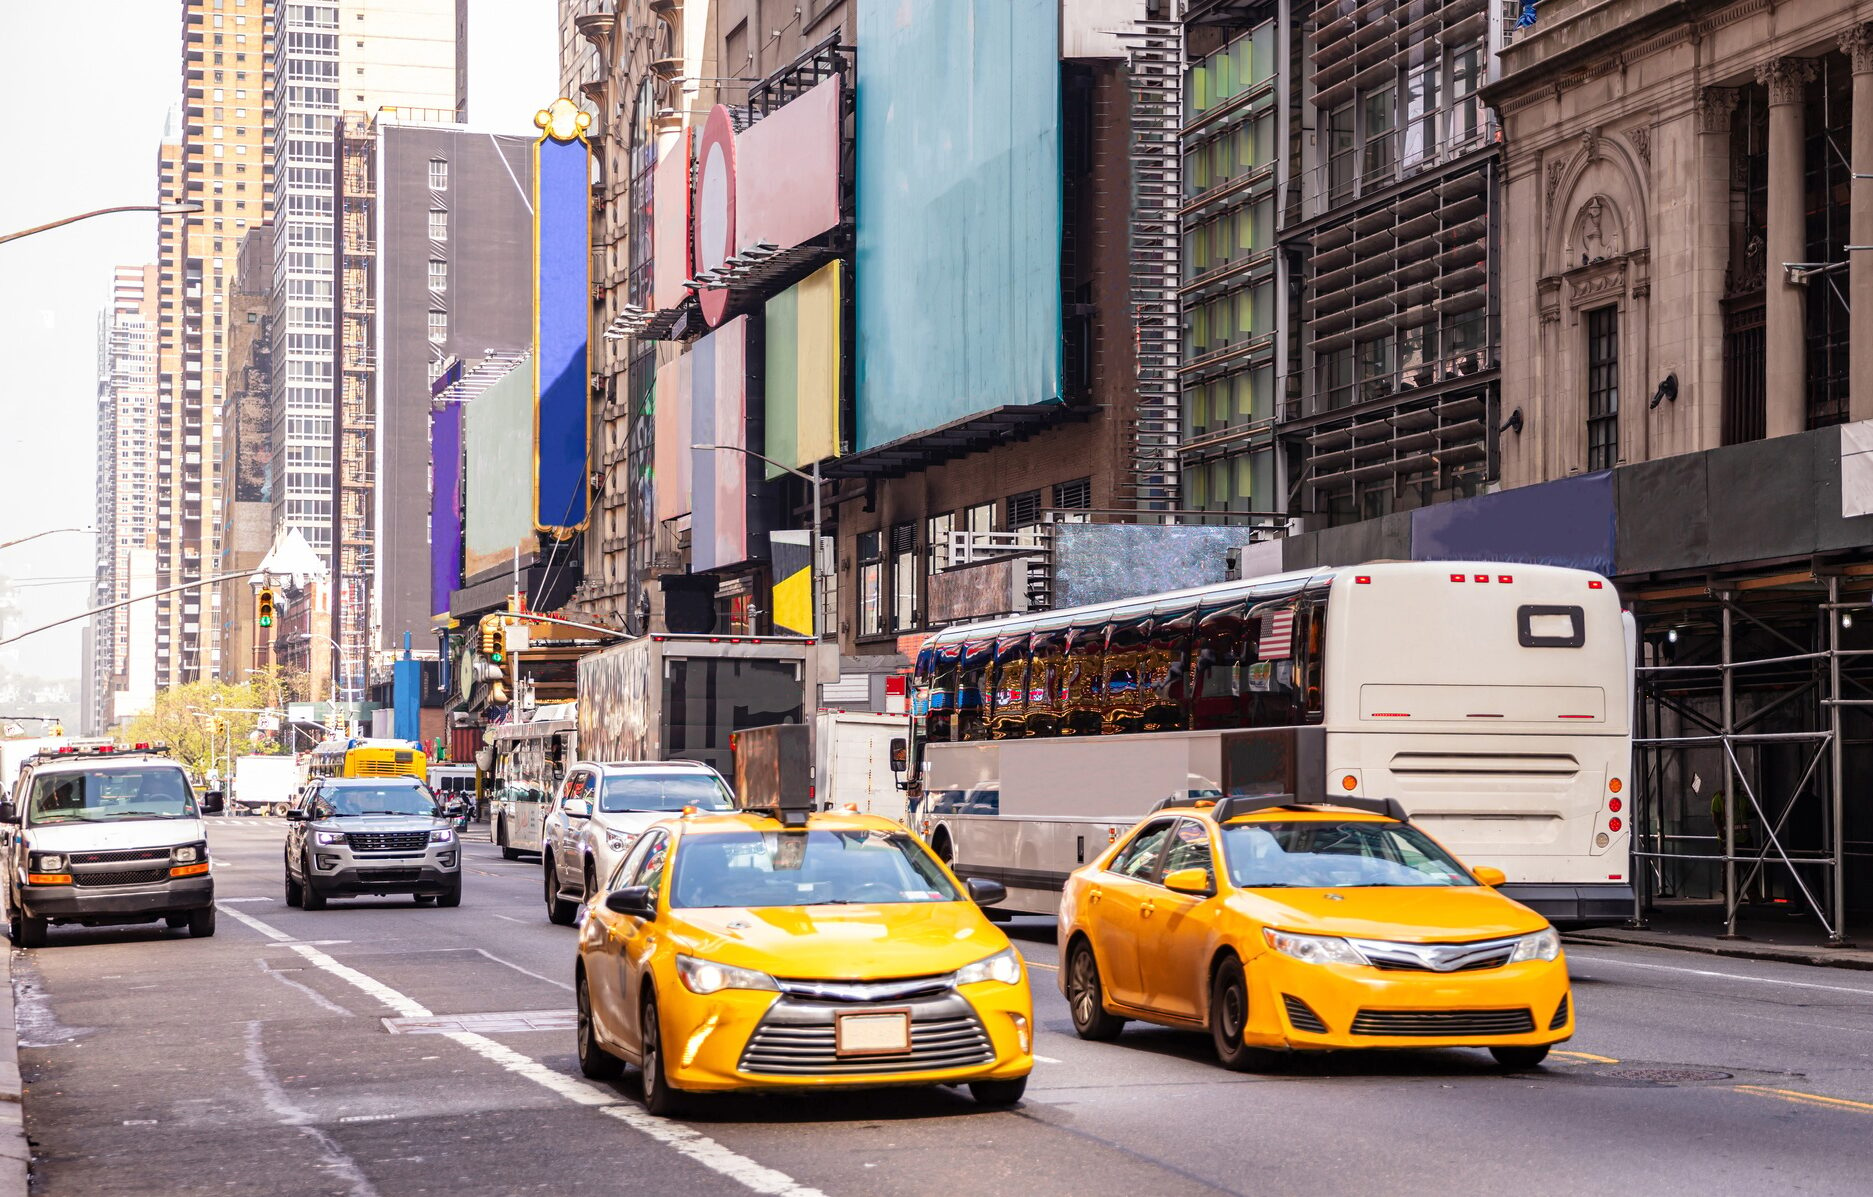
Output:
(1488, 0), (1873, 486)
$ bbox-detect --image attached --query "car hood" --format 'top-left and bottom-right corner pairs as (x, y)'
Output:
(672, 901), (1010, 980)
(27, 819), (208, 853)
(312, 816), (448, 833)
(1234, 885), (1548, 942)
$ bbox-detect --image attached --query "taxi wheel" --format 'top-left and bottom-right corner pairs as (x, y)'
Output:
(1065, 940), (1125, 1041)
(639, 992), (687, 1116)
(576, 969), (623, 1081)
(1489, 1045), (1551, 1070)
(1209, 955), (1265, 1072)
(968, 1076), (1028, 1106)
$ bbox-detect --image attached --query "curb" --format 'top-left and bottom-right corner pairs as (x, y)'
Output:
(1569, 930), (1873, 973)
(0, 945), (25, 1196)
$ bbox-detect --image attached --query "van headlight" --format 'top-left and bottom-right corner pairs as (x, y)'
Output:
(31, 854), (64, 873)
(953, 947), (1023, 987)
(314, 831), (347, 845)
(1509, 927), (1563, 963)
(674, 954), (777, 995)
(171, 845), (200, 864)
(1262, 928), (1368, 966)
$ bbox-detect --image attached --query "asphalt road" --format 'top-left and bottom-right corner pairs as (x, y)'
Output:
(14, 818), (1873, 1196)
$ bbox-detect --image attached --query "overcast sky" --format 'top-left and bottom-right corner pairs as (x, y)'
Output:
(0, 1), (558, 685)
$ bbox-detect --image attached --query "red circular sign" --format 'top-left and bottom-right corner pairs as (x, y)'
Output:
(693, 104), (737, 328)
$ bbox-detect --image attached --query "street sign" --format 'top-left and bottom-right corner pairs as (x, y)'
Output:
(256, 714), (280, 732)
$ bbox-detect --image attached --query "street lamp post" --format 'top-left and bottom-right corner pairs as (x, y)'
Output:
(0, 201), (204, 246)
(0, 527), (94, 552)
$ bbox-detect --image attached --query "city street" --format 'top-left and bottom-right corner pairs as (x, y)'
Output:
(11, 819), (1873, 1197)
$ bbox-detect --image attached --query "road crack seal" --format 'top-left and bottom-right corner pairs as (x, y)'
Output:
(242, 1020), (379, 1197)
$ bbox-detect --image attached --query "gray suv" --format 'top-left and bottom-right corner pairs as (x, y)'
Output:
(284, 778), (461, 908)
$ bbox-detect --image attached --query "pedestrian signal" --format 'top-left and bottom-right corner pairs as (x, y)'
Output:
(257, 587), (277, 628)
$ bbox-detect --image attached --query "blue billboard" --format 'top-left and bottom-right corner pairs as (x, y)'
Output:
(533, 100), (593, 536)
(854, 0), (1062, 451)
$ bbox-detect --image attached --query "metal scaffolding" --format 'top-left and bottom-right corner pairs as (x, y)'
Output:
(1631, 573), (1873, 946)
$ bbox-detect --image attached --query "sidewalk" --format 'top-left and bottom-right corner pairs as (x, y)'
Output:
(0, 946), (27, 1195)
(1568, 902), (1873, 972)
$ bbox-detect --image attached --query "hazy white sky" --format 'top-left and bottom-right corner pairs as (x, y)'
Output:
(0, 1), (558, 684)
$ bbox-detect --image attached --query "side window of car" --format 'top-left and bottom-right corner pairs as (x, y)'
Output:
(606, 832), (658, 891)
(1108, 819), (1175, 880)
(1163, 819), (1217, 888)
(634, 832), (672, 896)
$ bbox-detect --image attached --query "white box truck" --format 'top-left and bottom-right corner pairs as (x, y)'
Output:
(815, 711), (906, 819)
(231, 754), (305, 816)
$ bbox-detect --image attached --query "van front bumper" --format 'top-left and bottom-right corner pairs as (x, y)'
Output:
(20, 875), (215, 922)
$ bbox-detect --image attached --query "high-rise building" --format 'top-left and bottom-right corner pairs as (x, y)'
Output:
(152, 1), (275, 689)
(216, 227), (278, 679)
(89, 266), (160, 733)
(267, 0), (463, 701)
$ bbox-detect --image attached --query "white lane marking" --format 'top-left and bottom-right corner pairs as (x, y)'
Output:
(242, 1020), (379, 1197)
(1033, 1054), (1064, 1064)
(473, 948), (574, 992)
(492, 914), (531, 924)
(1570, 952), (1873, 997)
(259, 959), (354, 1018)
(218, 896), (273, 903)
(224, 906), (825, 1197)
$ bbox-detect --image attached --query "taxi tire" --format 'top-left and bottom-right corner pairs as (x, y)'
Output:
(1489, 1045), (1551, 1070)
(1209, 955), (1265, 1072)
(545, 855), (577, 925)
(1066, 940), (1126, 1041)
(639, 991), (687, 1116)
(576, 970), (623, 1081)
(968, 1077), (1028, 1106)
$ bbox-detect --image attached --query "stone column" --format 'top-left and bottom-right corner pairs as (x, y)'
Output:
(1845, 28), (1873, 424)
(1698, 88), (1739, 452)
(1758, 58), (1816, 438)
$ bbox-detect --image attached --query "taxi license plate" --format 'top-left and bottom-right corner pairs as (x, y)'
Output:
(834, 1010), (911, 1057)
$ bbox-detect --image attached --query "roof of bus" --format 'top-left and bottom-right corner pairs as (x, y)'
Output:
(919, 560), (1609, 647)
(310, 738), (426, 753)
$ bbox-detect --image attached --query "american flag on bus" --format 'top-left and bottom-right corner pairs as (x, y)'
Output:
(1257, 608), (1295, 660)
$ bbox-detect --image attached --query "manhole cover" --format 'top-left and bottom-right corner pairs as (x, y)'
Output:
(1597, 1067), (1733, 1084)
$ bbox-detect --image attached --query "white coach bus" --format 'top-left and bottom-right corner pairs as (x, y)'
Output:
(905, 561), (1633, 926)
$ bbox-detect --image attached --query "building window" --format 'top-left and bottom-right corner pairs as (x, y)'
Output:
(428, 259), (447, 292)
(427, 310), (448, 343)
(1006, 489), (1043, 547)
(963, 502), (995, 553)
(890, 523), (916, 631)
(428, 209), (448, 241)
(927, 512), (954, 574)
(1053, 477), (1092, 518)
(428, 158), (449, 190)
(857, 531), (883, 637)
(1586, 306), (1619, 471)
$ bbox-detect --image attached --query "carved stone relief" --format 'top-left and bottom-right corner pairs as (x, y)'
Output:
(1697, 86), (1739, 135)
(1627, 124), (1651, 172)
(1757, 57), (1817, 106)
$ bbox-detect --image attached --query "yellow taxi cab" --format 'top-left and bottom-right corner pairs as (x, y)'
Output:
(1058, 794), (1572, 1070)
(574, 791), (1034, 1114)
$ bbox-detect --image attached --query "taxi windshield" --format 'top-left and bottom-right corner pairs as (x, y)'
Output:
(1220, 820), (1476, 888)
(669, 829), (963, 908)
(600, 772), (733, 814)
(27, 768), (198, 825)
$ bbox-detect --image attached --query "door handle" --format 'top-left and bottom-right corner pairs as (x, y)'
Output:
(1088, 888), (1102, 904)
(1141, 900), (1155, 919)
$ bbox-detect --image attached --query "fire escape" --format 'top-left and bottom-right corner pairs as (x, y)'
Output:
(336, 116), (377, 701)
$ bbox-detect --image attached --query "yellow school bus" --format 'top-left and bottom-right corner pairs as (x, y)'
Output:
(306, 738), (429, 781)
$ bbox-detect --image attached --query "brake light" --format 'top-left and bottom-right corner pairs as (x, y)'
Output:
(1354, 575), (1371, 584)
(1372, 712), (1411, 718)
(1607, 816), (1623, 832)
(1588, 580), (1604, 590)
(1474, 574), (1489, 583)
(1450, 573), (1465, 583)
(1498, 575), (1513, 584)
(1608, 797), (1622, 812)
(1559, 714), (1595, 720)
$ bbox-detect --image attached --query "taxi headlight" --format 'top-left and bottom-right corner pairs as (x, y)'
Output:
(314, 830), (347, 845)
(1509, 927), (1562, 963)
(953, 947), (1023, 987)
(675, 954), (778, 995)
(1262, 928), (1368, 966)
(430, 828), (455, 843)
(171, 845), (200, 864)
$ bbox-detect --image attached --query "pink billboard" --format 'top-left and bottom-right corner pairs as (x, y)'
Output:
(651, 128), (691, 313)
(735, 75), (842, 254)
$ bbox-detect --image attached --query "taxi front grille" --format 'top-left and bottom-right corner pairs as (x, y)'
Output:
(73, 867), (171, 887)
(1282, 994), (1328, 1034)
(739, 1010), (993, 1076)
(1349, 1008), (1535, 1037)
(346, 831), (429, 853)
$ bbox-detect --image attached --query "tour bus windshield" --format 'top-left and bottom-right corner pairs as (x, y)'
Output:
(312, 783), (440, 818)
(1221, 820), (1477, 888)
(27, 768), (198, 824)
(668, 829), (963, 908)
(600, 772), (734, 814)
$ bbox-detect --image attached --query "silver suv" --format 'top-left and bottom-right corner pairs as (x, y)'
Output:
(542, 761), (734, 924)
(284, 777), (461, 908)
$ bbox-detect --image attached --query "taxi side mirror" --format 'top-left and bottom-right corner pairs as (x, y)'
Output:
(1163, 867), (1213, 896)
(1472, 866), (1507, 887)
(605, 885), (656, 918)
(965, 877), (1006, 908)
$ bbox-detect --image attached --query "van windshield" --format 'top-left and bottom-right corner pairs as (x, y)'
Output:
(28, 769), (198, 825)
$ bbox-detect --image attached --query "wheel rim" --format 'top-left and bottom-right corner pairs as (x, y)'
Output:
(577, 978), (594, 1056)
(643, 1003), (661, 1093)
(1219, 978), (1245, 1042)
(1069, 948), (1098, 1026)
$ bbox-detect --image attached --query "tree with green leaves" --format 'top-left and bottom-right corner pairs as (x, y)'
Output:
(120, 666), (306, 778)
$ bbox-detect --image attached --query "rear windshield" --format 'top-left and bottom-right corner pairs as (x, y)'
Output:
(1220, 820), (1475, 888)
(27, 768), (197, 825)
(599, 772), (733, 814)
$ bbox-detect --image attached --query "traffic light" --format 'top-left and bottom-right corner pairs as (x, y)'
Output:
(482, 618), (506, 664)
(257, 586), (276, 628)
